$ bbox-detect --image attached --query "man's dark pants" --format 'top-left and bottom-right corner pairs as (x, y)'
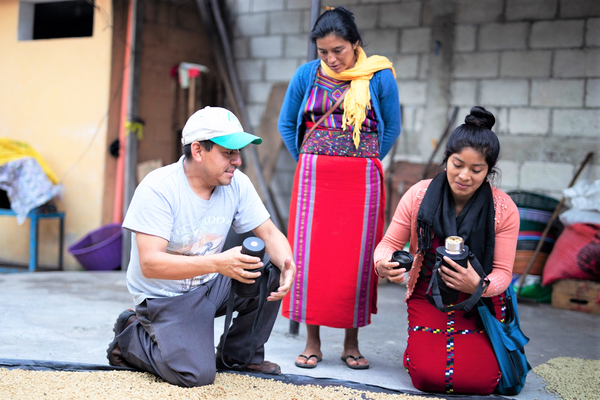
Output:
(116, 269), (281, 387)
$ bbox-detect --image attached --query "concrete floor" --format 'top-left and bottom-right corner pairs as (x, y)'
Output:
(0, 271), (598, 399)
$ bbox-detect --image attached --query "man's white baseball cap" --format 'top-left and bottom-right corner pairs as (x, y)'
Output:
(181, 106), (262, 149)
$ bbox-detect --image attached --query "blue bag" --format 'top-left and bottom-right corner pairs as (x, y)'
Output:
(477, 285), (532, 395)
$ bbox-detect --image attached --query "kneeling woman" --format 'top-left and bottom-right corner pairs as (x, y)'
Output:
(373, 107), (519, 395)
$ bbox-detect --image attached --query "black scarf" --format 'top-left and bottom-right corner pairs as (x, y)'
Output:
(417, 171), (496, 277)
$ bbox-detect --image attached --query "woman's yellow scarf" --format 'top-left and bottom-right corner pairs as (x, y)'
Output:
(320, 46), (396, 149)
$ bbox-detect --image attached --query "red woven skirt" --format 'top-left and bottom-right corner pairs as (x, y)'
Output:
(404, 278), (505, 394)
(281, 154), (384, 328)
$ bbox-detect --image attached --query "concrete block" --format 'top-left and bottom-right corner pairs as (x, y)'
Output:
(480, 80), (529, 106)
(454, 25), (477, 52)
(323, 0), (359, 5)
(401, 106), (417, 133)
(559, 0), (600, 18)
(421, 0), (432, 26)
(236, 13), (268, 36)
(401, 27), (431, 54)
(531, 80), (585, 107)
(496, 160), (519, 189)
(233, 38), (249, 59)
(508, 108), (550, 135)
(236, 59), (264, 81)
(380, 2), (421, 28)
(247, 82), (273, 103)
(252, 0), (284, 13)
(451, 80), (477, 106)
(394, 55), (419, 79)
(264, 59), (299, 82)
(270, 11), (302, 34)
(302, 10), (312, 33)
(586, 79), (600, 107)
(419, 54), (430, 79)
(362, 30), (399, 56)
(414, 106), (426, 134)
(250, 36), (283, 58)
(398, 81), (427, 105)
(453, 52), (500, 78)
(586, 49), (600, 77)
(530, 20), (585, 49)
(247, 104), (266, 130)
(486, 106), (509, 134)
(583, 165), (600, 182)
(506, 0), (558, 21)
(521, 162), (574, 191)
(285, 34), (309, 58)
(500, 51), (552, 78)
(554, 49), (600, 79)
(233, 0), (251, 14)
(456, 0), (504, 24)
(287, 0), (310, 10)
(353, 5), (378, 30)
(553, 109), (600, 137)
(587, 18), (600, 47)
(553, 50), (586, 78)
(479, 23), (528, 50)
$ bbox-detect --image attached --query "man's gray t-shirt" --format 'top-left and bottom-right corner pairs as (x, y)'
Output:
(123, 156), (270, 305)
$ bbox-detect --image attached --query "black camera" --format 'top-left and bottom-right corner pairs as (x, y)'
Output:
(436, 236), (469, 271)
(390, 250), (414, 271)
(236, 237), (269, 298)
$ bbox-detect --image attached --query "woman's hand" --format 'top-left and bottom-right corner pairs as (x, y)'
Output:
(268, 257), (296, 302)
(439, 256), (481, 294)
(375, 259), (407, 285)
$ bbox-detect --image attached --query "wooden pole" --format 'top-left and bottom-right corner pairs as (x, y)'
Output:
(121, 0), (144, 270)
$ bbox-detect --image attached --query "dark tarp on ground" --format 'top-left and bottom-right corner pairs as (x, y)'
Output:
(0, 358), (509, 400)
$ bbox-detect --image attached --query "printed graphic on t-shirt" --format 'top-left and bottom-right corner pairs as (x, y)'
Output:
(168, 216), (232, 293)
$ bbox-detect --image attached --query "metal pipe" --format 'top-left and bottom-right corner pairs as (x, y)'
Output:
(288, 0), (322, 337)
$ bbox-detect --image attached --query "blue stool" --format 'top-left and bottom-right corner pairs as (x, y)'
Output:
(0, 207), (65, 273)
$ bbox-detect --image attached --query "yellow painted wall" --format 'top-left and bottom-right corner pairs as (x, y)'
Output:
(0, 0), (113, 270)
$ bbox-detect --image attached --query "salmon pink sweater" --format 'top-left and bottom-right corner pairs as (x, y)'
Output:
(374, 179), (520, 301)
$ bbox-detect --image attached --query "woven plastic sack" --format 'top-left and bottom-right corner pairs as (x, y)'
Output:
(542, 223), (600, 286)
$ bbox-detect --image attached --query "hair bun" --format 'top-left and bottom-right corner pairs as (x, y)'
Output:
(465, 106), (495, 130)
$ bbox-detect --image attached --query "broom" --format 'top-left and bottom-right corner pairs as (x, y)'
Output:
(516, 151), (594, 305)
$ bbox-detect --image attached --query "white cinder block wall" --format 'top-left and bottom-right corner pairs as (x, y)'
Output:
(226, 0), (599, 201)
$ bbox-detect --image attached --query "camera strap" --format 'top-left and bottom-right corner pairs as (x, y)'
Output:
(426, 252), (486, 313)
(219, 262), (272, 369)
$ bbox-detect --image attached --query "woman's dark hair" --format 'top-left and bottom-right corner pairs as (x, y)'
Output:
(442, 106), (501, 180)
(309, 6), (362, 46)
(183, 140), (214, 160)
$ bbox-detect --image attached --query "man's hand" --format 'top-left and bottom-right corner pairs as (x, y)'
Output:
(374, 259), (407, 285)
(217, 246), (264, 284)
(267, 257), (295, 301)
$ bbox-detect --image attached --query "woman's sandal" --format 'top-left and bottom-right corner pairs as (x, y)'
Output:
(295, 354), (322, 369)
(341, 355), (370, 370)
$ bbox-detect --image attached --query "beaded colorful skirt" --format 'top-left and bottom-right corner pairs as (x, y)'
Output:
(404, 256), (506, 395)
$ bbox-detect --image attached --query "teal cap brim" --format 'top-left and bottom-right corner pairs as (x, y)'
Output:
(210, 132), (263, 150)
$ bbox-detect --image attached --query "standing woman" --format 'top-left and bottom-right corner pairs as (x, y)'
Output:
(278, 6), (401, 369)
(373, 107), (520, 394)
